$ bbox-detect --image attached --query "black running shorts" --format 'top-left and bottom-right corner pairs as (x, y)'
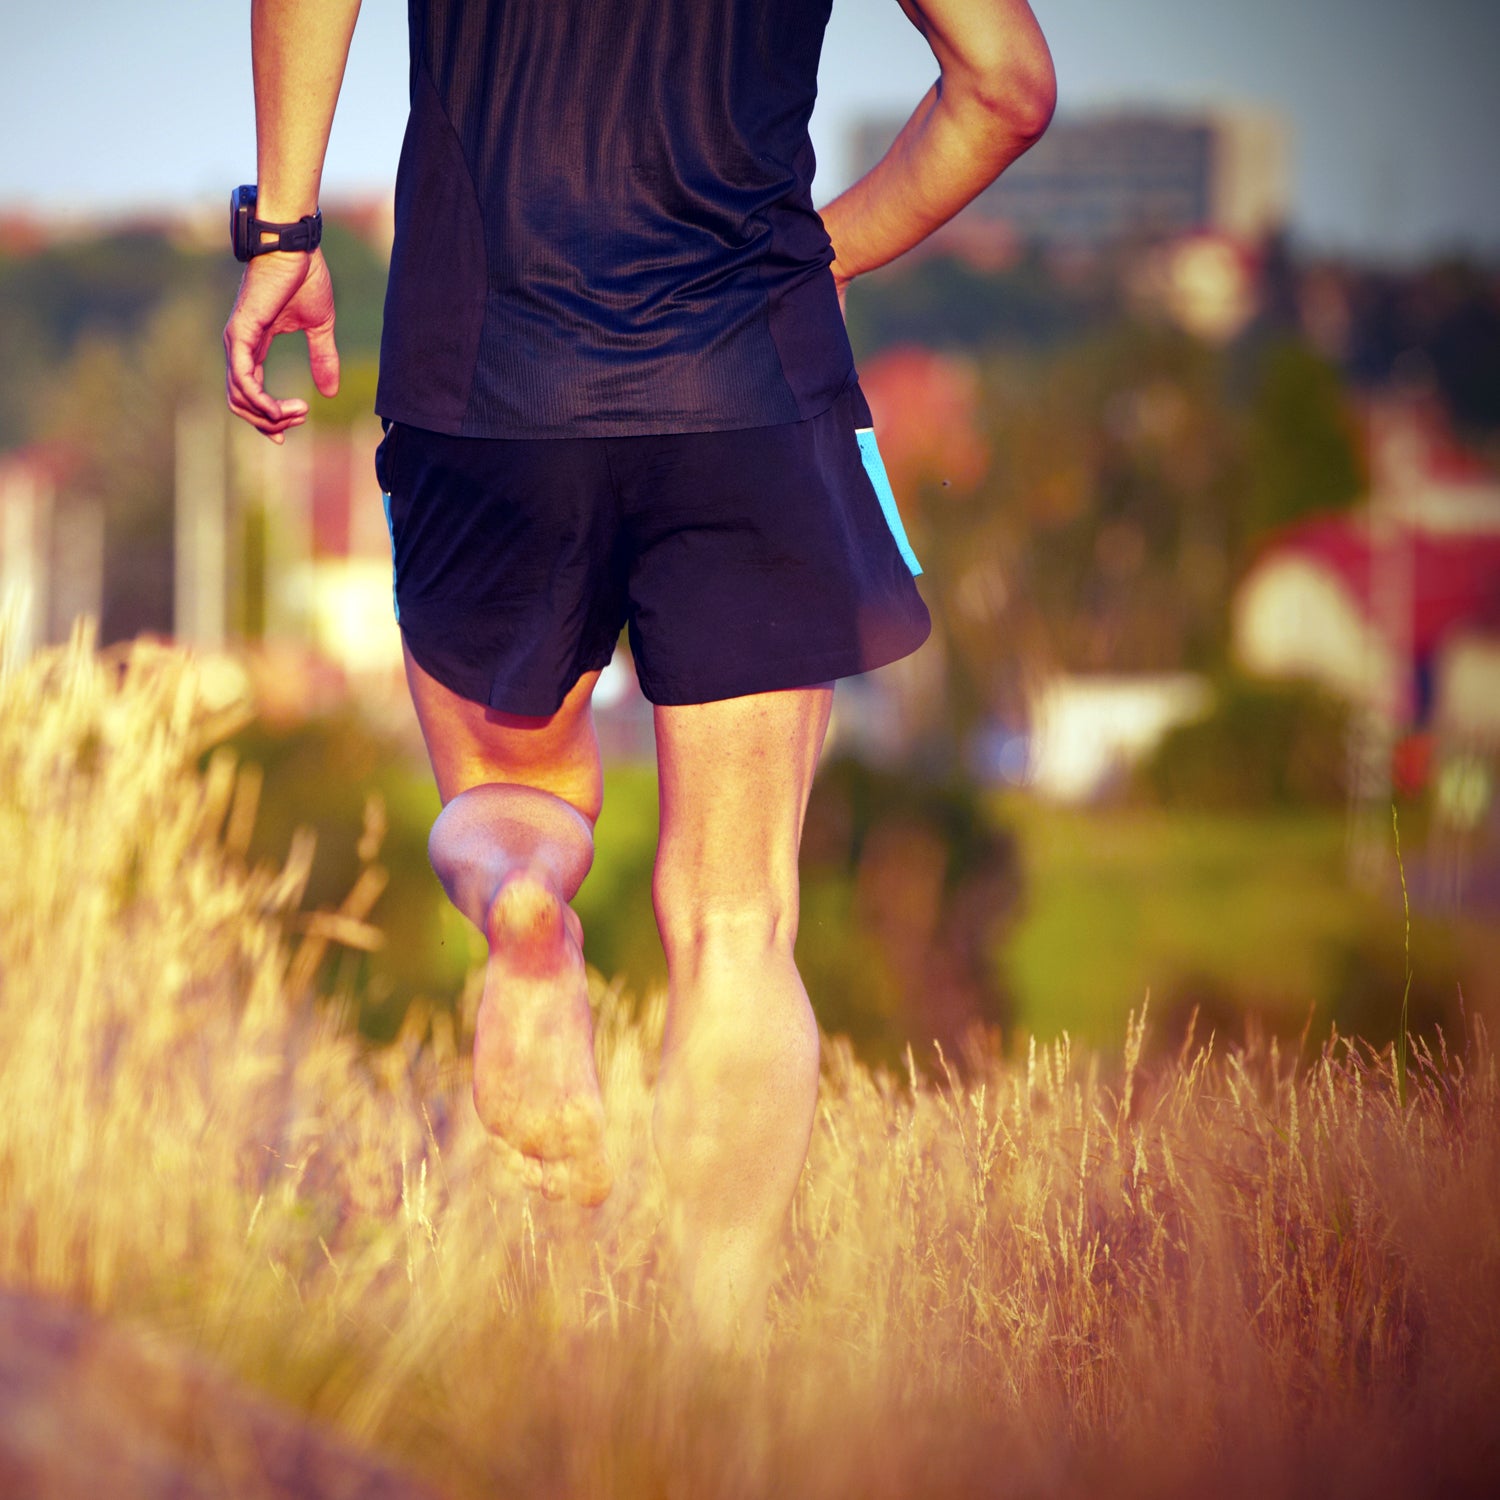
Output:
(375, 382), (930, 715)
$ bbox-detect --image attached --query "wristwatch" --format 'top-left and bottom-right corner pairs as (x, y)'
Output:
(231, 185), (323, 261)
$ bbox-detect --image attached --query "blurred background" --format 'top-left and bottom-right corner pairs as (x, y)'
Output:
(2, 0), (1497, 1068)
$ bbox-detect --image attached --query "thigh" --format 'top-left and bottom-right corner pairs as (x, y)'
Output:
(404, 642), (605, 823)
(652, 685), (833, 918)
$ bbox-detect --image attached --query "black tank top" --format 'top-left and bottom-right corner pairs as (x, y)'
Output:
(375, 0), (854, 439)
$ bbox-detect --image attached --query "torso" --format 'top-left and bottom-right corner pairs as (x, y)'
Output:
(376, 0), (854, 439)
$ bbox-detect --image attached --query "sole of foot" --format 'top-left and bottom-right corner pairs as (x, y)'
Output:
(473, 872), (613, 1207)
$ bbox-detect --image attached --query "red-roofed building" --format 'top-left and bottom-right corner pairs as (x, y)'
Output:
(1233, 398), (1500, 738)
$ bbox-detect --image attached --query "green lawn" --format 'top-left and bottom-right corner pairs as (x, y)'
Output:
(580, 775), (1483, 1060)
(995, 800), (1450, 1049)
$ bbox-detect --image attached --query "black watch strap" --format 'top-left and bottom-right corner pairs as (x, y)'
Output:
(231, 184), (323, 262)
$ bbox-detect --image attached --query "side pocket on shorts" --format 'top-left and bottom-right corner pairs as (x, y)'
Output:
(855, 428), (923, 577)
(374, 418), (400, 495)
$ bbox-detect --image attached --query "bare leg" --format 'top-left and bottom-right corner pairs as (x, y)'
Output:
(405, 645), (612, 1205)
(651, 686), (832, 1346)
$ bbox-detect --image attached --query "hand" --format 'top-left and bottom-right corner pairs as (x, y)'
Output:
(831, 260), (852, 319)
(223, 248), (340, 443)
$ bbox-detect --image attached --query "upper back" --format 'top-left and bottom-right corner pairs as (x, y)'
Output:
(379, 0), (852, 438)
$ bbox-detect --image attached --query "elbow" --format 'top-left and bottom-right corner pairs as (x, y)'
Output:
(1006, 56), (1058, 146)
(963, 34), (1057, 150)
(954, 19), (1062, 148)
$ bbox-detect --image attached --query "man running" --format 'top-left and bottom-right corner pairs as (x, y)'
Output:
(224, 0), (1053, 1342)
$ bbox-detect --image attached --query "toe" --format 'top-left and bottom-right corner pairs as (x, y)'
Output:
(539, 1160), (571, 1201)
(494, 1139), (545, 1190)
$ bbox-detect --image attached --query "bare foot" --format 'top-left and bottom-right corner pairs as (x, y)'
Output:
(473, 872), (613, 1206)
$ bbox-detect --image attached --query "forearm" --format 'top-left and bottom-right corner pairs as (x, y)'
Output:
(224, 0), (358, 436)
(251, 0), (363, 222)
(822, 0), (1055, 285)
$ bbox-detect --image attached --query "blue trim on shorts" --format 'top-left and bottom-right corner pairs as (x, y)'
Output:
(854, 428), (922, 576)
(381, 490), (401, 622)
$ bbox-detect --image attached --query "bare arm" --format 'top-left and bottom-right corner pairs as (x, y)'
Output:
(224, 0), (363, 442)
(821, 0), (1055, 296)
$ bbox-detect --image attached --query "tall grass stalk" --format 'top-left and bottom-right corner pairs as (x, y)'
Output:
(1, 629), (1497, 1497)
(1391, 803), (1413, 1109)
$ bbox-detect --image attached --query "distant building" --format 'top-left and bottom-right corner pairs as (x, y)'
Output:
(0, 443), (103, 664)
(1023, 673), (1213, 802)
(1233, 398), (1500, 732)
(846, 106), (1289, 251)
(227, 414), (407, 688)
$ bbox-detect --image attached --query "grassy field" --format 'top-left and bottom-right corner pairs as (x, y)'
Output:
(209, 703), (1489, 1066)
(2, 630), (1498, 1497)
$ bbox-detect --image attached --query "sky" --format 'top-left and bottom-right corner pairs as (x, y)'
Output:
(2, 0), (1497, 262)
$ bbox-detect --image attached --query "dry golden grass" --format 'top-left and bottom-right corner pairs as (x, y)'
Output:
(2, 628), (1498, 1498)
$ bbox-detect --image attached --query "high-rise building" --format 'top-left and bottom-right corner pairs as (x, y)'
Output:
(845, 107), (1289, 250)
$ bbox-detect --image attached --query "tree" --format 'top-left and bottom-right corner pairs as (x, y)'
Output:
(1243, 338), (1364, 543)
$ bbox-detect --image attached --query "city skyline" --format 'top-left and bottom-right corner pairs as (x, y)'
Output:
(2, 0), (1498, 262)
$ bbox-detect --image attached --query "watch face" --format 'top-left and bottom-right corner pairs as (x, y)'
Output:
(231, 185), (257, 262)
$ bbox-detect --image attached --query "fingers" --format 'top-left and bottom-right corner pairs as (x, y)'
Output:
(306, 319), (341, 400)
(830, 260), (851, 319)
(222, 251), (335, 440)
(224, 371), (311, 442)
(224, 323), (310, 441)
